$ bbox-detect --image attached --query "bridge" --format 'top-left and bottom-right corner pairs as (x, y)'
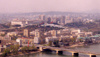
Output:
(35, 44), (98, 57)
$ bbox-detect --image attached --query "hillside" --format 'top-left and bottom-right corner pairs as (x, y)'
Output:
(0, 24), (9, 29)
(65, 22), (100, 34)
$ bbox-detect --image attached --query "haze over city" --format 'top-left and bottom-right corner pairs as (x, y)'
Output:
(0, 0), (100, 57)
(0, 0), (100, 13)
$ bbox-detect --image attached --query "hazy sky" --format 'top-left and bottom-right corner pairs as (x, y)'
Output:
(0, 0), (100, 13)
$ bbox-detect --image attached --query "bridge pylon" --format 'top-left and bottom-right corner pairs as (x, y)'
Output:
(90, 54), (96, 57)
(72, 52), (79, 56)
(56, 50), (63, 54)
(39, 47), (43, 51)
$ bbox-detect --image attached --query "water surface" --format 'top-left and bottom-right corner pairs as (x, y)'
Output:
(14, 44), (100, 57)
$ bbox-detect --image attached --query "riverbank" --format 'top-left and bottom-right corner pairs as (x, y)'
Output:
(6, 50), (41, 57)
(69, 44), (84, 48)
(69, 43), (100, 49)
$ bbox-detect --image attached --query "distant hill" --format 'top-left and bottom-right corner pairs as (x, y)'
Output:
(14, 11), (83, 15)
(0, 24), (9, 29)
(0, 11), (85, 16)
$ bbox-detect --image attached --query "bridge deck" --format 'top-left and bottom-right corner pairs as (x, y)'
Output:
(35, 44), (100, 55)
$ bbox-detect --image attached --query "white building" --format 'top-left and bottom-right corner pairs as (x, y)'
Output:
(16, 38), (34, 46)
(34, 37), (40, 44)
(41, 24), (65, 28)
(71, 29), (81, 34)
(50, 30), (57, 37)
(7, 32), (18, 36)
(11, 20), (35, 27)
(30, 31), (35, 35)
(11, 20), (26, 27)
(45, 36), (59, 43)
(16, 38), (22, 46)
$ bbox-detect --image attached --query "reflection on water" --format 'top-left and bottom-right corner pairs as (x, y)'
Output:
(14, 52), (72, 57)
(73, 44), (100, 53)
(14, 44), (100, 57)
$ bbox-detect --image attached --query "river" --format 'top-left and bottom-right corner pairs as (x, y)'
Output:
(14, 44), (100, 57)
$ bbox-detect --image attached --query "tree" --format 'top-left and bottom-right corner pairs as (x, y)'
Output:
(10, 44), (20, 55)
(2, 48), (10, 56)
(48, 41), (52, 46)
(29, 44), (37, 51)
(21, 46), (29, 53)
(71, 38), (77, 43)
(0, 34), (6, 37)
(53, 40), (60, 47)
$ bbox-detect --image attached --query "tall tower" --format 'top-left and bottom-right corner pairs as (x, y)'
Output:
(23, 29), (30, 37)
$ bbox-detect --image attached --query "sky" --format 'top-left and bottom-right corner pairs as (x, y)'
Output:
(0, 0), (100, 13)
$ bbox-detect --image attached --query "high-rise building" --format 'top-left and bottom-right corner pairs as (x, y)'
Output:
(23, 29), (30, 37)
(34, 29), (42, 44)
(65, 16), (73, 24)
(34, 37), (40, 44)
(50, 30), (57, 37)
(47, 17), (51, 23)
(34, 29), (43, 38)
(60, 16), (66, 25)
(56, 18), (60, 24)
(39, 15), (45, 20)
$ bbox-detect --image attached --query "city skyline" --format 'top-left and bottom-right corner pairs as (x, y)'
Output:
(0, 0), (100, 13)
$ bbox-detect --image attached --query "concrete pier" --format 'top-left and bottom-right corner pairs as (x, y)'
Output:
(90, 55), (96, 57)
(56, 50), (63, 54)
(39, 47), (43, 51)
(72, 52), (79, 56)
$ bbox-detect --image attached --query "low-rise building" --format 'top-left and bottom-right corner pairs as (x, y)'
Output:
(45, 36), (59, 43)
(0, 35), (11, 40)
(34, 37), (40, 44)
(30, 31), (35, 35)
(16, 37), (34, 46)
(71, 29), (81, 34)
(0, 40), (17, 52)
(0, 31), (6, 35)
(7, 32), (18, 36)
